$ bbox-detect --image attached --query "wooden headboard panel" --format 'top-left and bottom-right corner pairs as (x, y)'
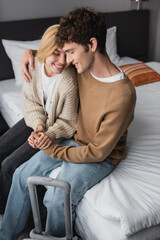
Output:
(0, 10), (149, 81)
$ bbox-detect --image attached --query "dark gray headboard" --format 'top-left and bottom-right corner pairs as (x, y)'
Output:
(0, 10), (149, 81)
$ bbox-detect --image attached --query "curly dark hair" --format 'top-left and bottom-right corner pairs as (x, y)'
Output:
(56, 7), (107, 54)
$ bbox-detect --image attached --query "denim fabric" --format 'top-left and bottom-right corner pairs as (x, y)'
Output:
(0, 139), (115, 240)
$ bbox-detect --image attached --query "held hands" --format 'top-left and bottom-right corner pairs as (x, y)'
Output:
(20, 49), (34, 82)
(28, 131), (52, 150)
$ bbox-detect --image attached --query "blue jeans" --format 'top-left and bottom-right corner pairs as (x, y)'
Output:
(0, 139), (115, 240)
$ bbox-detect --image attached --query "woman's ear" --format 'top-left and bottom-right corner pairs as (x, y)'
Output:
(89, 37), (98, 53)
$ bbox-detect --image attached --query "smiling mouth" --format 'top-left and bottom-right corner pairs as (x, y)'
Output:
(54, 64), (64, 69)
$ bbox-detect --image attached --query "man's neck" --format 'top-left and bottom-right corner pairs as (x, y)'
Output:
(90, 52), (120, 78)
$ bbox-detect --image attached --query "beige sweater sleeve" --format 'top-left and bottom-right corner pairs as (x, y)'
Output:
(45, 70), (78, 141)
(22, 69), (46, 131)
(44, 86), (136, 163)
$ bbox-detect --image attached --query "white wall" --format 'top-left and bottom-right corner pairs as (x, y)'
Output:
(0, 0), (159, 61)
(0, 0), (131, 21)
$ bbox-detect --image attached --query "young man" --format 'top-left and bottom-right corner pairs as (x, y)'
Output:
(0, 7), (136, 240)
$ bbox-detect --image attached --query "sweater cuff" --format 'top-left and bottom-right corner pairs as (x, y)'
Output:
(45, 130), (55, 141)
(31, 120), (45, 131)
(44, 145), (56, 157)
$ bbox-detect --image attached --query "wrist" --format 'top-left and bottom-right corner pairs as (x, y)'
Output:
(36, 124), (44, 132)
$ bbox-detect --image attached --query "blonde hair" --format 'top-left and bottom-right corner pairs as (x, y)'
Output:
(36, 24), (60, 63)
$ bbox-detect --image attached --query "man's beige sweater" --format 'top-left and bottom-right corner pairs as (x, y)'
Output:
(22, 58), (78, 142)
(44, 70), (136, 165)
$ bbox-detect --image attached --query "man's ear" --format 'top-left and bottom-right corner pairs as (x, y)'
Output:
(89, 37), (98, 53)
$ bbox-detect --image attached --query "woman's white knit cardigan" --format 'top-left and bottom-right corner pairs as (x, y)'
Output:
(22, 58), (78, 143)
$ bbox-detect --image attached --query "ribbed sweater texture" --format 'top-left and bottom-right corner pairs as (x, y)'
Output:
(45, 70), (136, 165)
(22, 58), (78, 142)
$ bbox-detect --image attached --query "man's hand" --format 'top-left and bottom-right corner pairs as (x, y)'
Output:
(28, 131), (52, 150)
(20, 49), (34, 82)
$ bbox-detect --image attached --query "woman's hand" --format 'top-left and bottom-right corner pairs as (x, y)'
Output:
(28, 131), (52, 150)
(36, 124), (44, 132)
(28, 133), (37, 148)
(20, 49), (34, 82)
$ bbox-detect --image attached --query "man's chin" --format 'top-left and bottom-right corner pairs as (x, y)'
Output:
(76, 67), (83, 73)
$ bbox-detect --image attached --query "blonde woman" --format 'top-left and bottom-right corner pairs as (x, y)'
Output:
(0, 25), (78, 215)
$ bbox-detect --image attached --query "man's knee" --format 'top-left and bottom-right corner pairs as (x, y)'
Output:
(44, 187), (62, 211)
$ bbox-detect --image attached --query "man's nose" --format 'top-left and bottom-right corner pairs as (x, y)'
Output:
(66, 54), (73, 65)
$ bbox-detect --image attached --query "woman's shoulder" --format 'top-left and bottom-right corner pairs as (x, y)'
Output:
(57, 66), (77, 92)
(28, 57), (43, 85)
(61, 65), (76, 78)
(29, 57), (42, 76)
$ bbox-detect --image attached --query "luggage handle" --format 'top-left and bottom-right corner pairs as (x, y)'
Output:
(27, 176), (73, 240)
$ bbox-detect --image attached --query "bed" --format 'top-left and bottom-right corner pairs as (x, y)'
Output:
(1, 9), (160, 240)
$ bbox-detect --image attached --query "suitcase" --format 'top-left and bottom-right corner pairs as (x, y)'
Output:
(27, 176), (79, 240)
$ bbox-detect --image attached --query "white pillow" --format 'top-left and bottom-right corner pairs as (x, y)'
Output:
(2, 28), (119, 85)
(2, 39), (40, 85)
(106, 26), (120, 64)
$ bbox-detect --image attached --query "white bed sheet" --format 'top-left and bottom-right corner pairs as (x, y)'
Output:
(0, 79), (23, 127)
(75, 198), (160, 240)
